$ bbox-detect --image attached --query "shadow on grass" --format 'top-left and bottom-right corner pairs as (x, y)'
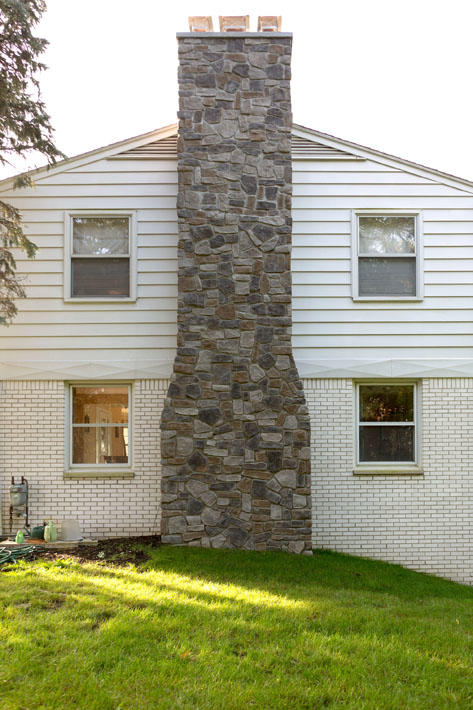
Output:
(144, 545), (473, 602)
(1, 549), (473, 709)
(3, 552), (472, 662)
(4, 544), (473, 605)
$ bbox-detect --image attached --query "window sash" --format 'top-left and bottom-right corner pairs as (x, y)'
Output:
(68, 384), (132, 469)
(357, 253), (416, 258)
(71, 254), (130, 259)
(359, 421), (415, 427)
(357, 216), (417, 257)
(71, 257), (130, 298)
(72, 216), (130, 256)
(358, 425), (415, 463)
(353, 212), (421, 299)
(358, 256), (417, 297)
(65, 212), (136, 301)
(356, 383), (418, 466)
(358, 215), (416, 255)
(72, 423), (128, 428)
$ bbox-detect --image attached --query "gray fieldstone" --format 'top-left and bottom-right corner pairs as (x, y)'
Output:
(275, 470), (297, 489)
(168, 516), (187, 535)
(186, 479), (207, 499)
(201, 490), (218, 507)
(161, 31), (311, 554)
(202, 507), (222, 526)
(176, 437), (194, 456)
(271, 504), (282, 520)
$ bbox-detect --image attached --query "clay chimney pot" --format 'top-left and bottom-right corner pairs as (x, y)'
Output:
(218, 15), (250, 32)
(188, 16), (213, 32)
(257, 16), (282, 32)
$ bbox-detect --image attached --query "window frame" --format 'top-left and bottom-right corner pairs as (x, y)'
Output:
(353, 380), (423, 475)
(64, 382), (134, 478)
(351, 209), (424, 301)
(64, 210), (137, 302)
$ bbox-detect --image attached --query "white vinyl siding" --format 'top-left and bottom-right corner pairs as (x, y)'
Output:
(2, 130), (473, 379)
(0, 155), (178, 380)
(290, 155), (473, 377)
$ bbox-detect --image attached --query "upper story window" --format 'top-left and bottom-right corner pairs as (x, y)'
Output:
(65, 213), (136, 301)
(352, 212), (423, 300)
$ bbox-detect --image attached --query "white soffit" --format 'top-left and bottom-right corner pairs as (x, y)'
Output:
(5, 358), (473, 381)
(296, 359), (473, 379)
(0, 359), (175, 381)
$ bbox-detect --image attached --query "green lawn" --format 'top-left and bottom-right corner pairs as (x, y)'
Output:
(1, 546), (473, 709)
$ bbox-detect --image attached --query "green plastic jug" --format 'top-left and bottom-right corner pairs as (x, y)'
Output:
(31, 525), (44, 540)
(15, 530), (24, 543)
(44, 521), (58, 543)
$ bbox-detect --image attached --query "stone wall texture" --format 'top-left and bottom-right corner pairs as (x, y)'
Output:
(160, 33), (312, 552)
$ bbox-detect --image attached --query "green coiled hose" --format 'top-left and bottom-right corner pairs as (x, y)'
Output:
(0, 546), (37, 566)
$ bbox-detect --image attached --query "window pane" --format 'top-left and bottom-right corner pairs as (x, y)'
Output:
(72, 258), (129, 297)
(360, 385), (414, 422)
(72, 386), (129, 424)
(359, 216), (415, 254)
(73, 217), (129, 255)
(359, 257), (416, 296)
(359, 425), (415, 462)
(73, 426), (129, 464)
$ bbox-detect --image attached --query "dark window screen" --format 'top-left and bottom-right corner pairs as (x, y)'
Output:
(71, 258), (129, 297)
(359, 257), (416, 297)
(359, 425), (415, 462)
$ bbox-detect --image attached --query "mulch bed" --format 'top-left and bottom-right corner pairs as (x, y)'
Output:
(33, 536), (161, 566)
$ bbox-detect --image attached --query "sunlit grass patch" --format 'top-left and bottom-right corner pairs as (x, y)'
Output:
(1, 547), (473, 709)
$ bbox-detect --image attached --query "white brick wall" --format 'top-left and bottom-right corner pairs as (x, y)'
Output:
(0, 379), (167, 539)
(305, 377), (473, 585)
(3, 376), (473, 585)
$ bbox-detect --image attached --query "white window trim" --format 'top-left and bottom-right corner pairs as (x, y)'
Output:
(64, 382), (134, 479)
(64, 210), (137, 303)
(353, 380), (423, 475)
(351, 209), (424, 302)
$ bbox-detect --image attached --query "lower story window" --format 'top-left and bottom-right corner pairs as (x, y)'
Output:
(71, 384), (130, 466)
(356, 382), (417, 465)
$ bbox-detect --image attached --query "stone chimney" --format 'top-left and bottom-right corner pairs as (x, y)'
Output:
(160, 17), (312, 553)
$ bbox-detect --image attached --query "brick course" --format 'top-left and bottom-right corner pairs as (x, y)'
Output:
(0, 379), (167, 539)
(307, 377), (473, 585)
(2, 376), (473, 584)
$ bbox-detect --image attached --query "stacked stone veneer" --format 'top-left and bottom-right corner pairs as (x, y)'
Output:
(160, 32), (311, 552)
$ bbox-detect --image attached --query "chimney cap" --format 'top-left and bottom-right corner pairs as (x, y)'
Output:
(188, 16), (213, 32)
(257, 16), (282, 32)
(219, 15), (250, 32)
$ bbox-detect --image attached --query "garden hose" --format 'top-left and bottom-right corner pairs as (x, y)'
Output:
(0, 546), (37, 566)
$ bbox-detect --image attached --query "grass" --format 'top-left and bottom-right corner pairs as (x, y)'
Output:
(1, 547), (473, 709)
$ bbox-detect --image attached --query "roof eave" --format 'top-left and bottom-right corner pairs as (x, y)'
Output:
(292, 123), (473, 194)
(2, 121), (473, 196)
(0, 124), (178, 192)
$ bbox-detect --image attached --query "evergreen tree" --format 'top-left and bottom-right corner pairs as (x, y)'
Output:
(0, 0), (64, 323)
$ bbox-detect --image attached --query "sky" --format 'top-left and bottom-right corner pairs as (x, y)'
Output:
(3, 0), (473, 180)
